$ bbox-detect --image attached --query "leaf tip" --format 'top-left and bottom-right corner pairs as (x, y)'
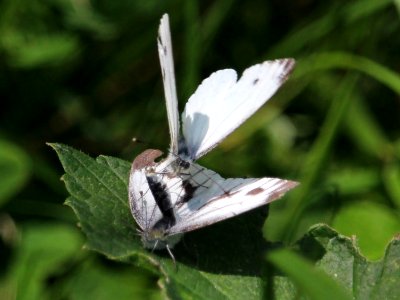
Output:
(46, 142), (62, 151)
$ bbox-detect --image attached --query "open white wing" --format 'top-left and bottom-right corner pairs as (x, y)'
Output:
(158, 14), (180, 154)
(182, 59), (295, 160)
(129, 153), (298, 242)
(169, 164), (298, 234)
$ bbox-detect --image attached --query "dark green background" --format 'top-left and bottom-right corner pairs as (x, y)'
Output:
(1, 0), (400, 299)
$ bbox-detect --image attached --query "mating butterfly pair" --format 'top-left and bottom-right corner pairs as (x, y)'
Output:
(128, 14), (298, 256)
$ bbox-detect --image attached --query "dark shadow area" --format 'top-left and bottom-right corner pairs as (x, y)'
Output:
(164, 205), (277, 276)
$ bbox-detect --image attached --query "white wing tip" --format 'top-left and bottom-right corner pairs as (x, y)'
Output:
(277, 58), (296, 81)
(160, 13), (169, 23)
(268, 179), (299, 202)
(262, 58), (296, 83)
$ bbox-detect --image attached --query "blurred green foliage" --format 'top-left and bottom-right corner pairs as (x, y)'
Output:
(1, 0), (400, 299)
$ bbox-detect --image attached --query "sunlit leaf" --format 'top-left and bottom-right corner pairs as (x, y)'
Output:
(268, 224), (400, 299)
(50, 144), (400, 300)
(332, 202), (400, 260)
(50, 143), (272, 300)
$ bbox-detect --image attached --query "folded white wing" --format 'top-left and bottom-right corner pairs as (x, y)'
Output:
(128, 149), (191, 232)
(182, 59), (295, 160)
(169, 164), (298, 234)
(129, 167), (162, 231)
(158, 14), (180, 154)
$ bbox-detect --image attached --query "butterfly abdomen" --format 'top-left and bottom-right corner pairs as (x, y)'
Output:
(146, 175), (176, 230)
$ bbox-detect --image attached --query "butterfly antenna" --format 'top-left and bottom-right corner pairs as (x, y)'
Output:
(132, 136), (147, 144)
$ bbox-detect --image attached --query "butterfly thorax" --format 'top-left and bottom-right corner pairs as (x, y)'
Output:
(175, 136), (192, 169)
(148, 154), (192, 185)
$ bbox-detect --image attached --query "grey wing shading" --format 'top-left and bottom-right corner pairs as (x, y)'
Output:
(169, 164), (298, 234)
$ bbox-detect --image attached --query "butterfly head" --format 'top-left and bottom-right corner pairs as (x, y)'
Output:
(141, 228), (182, 250)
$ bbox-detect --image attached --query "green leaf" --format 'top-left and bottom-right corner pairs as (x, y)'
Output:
(268, 0), (392, 56)
(0, 139), (31, 206)
(1, 223), (83, 300)
(50, 144), (400, 299)
(57, 259), (161, 300)
(50, 143), (272, 300)
(295, 52), (400, 96)
(326, 167), (380, 195)
(48, 143), (143, 260)
(343, 91), (391, 160)
(275, 75), (358, 243)
(383, 163), (400, 210)
(332, 201), (400, 260)
(2, 31), (79, 68)
(268, 224), (400, 300)
(267, 249), (352, 300)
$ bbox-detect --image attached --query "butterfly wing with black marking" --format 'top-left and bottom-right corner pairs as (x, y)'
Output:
(128, 150), (164, 231)
(169, 164), (298, 234)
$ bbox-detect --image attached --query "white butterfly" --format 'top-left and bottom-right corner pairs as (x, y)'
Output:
(128, 14), (298, 256)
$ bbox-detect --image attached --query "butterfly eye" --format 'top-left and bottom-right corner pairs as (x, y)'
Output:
(177, 158), (190, 169)
(145, 166), (155, 173)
